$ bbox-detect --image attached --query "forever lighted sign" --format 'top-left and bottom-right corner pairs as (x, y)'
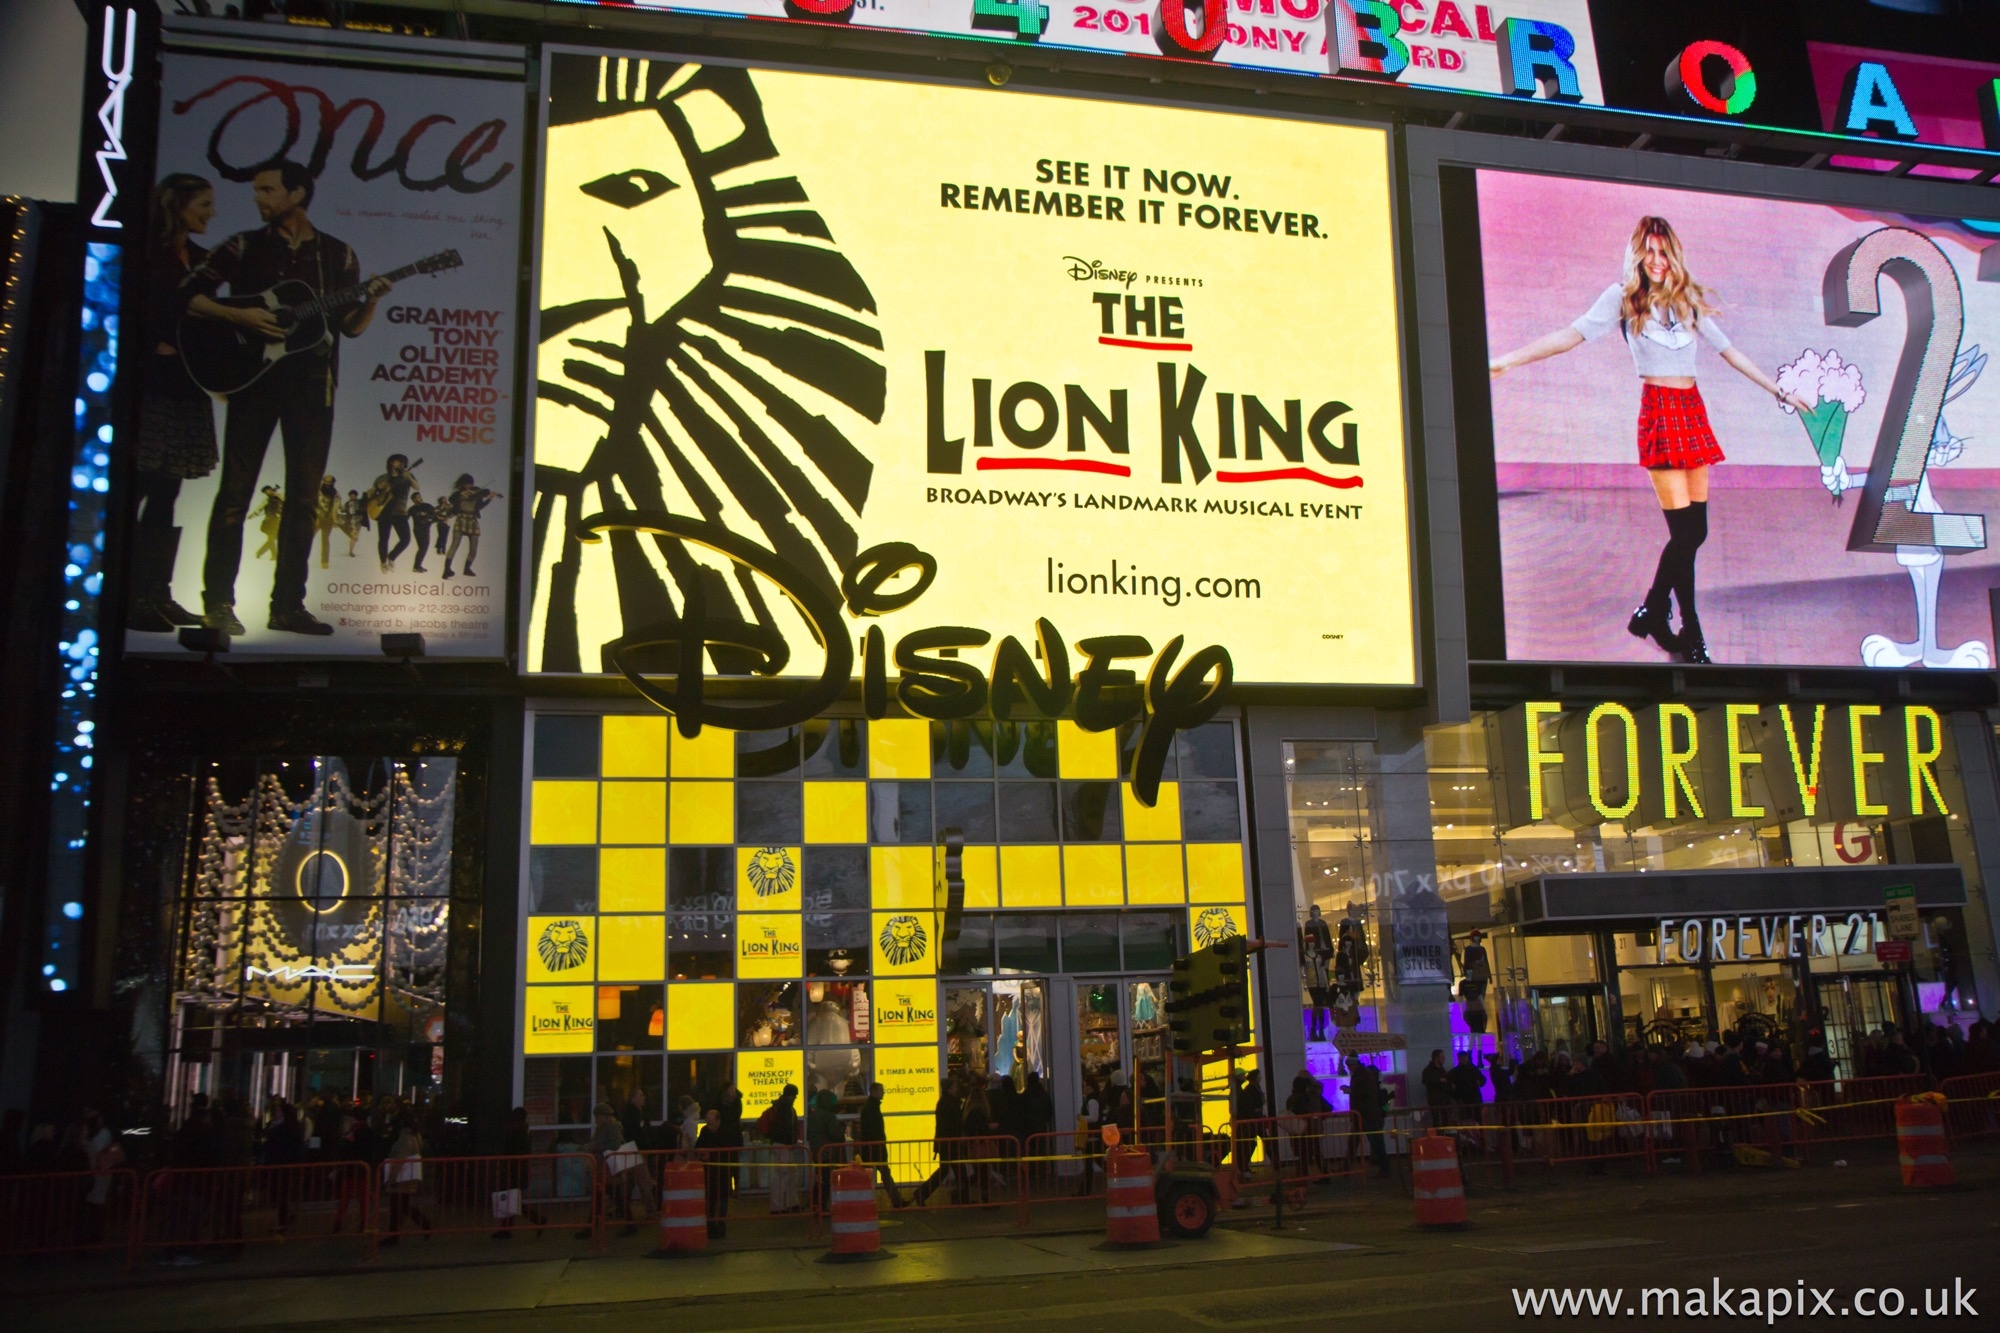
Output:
(1502, 701), (1952, 830)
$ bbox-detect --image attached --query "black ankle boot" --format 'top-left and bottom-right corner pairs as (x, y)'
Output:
(1627, 600), (1676, 650)
(1678, 628), (1711, 665)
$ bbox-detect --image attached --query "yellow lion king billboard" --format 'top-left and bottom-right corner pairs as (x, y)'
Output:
(528, 54), (1414, 691)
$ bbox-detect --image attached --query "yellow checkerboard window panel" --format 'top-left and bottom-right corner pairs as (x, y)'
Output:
(1122, 782), (1182, 841)
(999, 844), (1061, 908)
(1185, 842), (1247, 903)
(601, 715), (668, 778)
(1057, 720), (1119, 780)
(867, 717), (932, 780)
(529, 780), (597, 845)
(670, 781), (733, 844)
(870, 845), (936, 910)
(1123, 843), (1186, 904)
(671, 727), (735, 779)
(803, 781), (866, 843)
(596, 914), (666, 982)
(599, 780), (666, 845)
(666, 982), (735, 1050)
(960, 845), (998, 909)
(1062, 844), (1124, 906)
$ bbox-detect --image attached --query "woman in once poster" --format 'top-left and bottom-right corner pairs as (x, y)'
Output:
(128, 173), (220, 632)
(1488, 216), (1808, 664)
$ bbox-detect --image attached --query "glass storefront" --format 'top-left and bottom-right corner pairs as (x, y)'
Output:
(167, 757), (457, 1120)
(517, 713), (1253, 1149)
(1409, 709), (1981, 1074)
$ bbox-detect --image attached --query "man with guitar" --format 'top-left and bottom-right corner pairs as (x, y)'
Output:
(183, 161), (393, 636)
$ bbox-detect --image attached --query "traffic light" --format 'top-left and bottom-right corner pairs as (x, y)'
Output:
(1164, 938), (1250, 1055)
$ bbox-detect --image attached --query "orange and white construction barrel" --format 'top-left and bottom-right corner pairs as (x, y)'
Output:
(657, 1160), (708, 1253)
(1412, 1134), (1468, 1227)
(828, 1164), (882, 1257)
(1895, 1098), (1955, 1188)
(1105, 1146), (1161, 1245)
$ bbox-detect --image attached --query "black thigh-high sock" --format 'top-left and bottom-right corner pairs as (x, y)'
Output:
(1670, 500), (1709, 637)
(1643, 506), (1687, 612)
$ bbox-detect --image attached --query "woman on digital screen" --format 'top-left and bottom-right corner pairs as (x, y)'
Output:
(1489, 216), (1807, 664)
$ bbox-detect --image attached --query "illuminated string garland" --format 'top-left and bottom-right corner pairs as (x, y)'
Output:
(41, 241), (122, 995)
(176, 760), (455, 1024)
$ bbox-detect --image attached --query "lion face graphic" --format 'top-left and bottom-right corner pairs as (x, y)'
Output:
(537, 919), (590, 972)
(1192, 908), (1239, 950)
(745, 847), (797, 899)
(878, 914), (928, 967)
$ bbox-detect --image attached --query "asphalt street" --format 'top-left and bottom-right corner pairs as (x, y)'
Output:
(13, 1144), (1994, 1332)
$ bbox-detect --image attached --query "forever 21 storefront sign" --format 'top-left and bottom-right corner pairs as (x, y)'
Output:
(527, 56), (1416, 801)
(1652, 912), (1885, 966)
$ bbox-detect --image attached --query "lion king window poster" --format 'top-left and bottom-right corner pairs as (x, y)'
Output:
(526, 53), (1415, 692)
(124, 48), (524, 657)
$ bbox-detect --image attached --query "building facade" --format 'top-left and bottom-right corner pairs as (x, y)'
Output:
(2, 0), (1999, 1146)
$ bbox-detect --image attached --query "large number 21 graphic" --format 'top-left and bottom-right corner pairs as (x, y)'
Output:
(1824, 227), (1986, 554)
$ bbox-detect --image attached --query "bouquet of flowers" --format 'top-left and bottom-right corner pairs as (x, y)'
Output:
(1776, 349), (1867, 504)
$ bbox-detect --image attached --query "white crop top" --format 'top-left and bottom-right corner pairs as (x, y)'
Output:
(1572, 283), (1730, 378)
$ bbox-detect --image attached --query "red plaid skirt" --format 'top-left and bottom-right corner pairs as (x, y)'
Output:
(1636, 383), (1725, 470)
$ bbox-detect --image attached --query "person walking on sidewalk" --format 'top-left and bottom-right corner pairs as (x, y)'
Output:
(961, 1080), (995, 1205)
(856, 1082), (906, 1208)
(262, 1099), (306, 1235)
(1422, 1050), (1453, 1130)
(492, 1106), (548, 1239)
(380, 1115), (430, 1245)
(913, 1076), (963, 1206)
(331, 1108), (377, 1235)
(588, 1102), (637, 1236)
(763, 1085), (804, 1214)
(696, 1109), (729, 1239)
(719, 1080), (745, 1200)
(806, 1089), (846, 1215)
(1230, 1070), (1265, 1184)
(1346, 1056), (1392, 1178)
(1448, 1051), (1487, 1129)
(1076, 1077), (1106, 1197)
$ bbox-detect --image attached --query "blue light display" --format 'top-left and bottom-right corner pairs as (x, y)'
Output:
(43, 241), (120, 994)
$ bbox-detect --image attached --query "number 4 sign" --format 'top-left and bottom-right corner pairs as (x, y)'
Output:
(973, 0), (1050, 39)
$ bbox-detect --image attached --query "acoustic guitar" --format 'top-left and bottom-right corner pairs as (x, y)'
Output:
(178, 248), (461, 396)
(366, 458), (425, 522)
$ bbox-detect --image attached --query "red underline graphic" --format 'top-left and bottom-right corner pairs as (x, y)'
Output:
(976, 457), (1134, 478)
(1215, 468), (1364, 489)
(1098, 336), (1194, 351)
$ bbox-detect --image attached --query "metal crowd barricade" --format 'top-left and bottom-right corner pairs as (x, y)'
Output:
(1020, 1128), (1103, 1206)
(135, 1161), (374, 1265)
(0, 1168), (141, 1264)
(1645, 1083), (1803, 1172)
(633, 1144), (820, 1238)
(1939, 1072), (2000, 1140)
(1221, 1113), (1366, 1202)
(1793, 1075), (1932, 1155)
(824, 1135), (1023, 1217)
(386, 1153), (600, 1247)
(1499, 1093), (1652, 1174)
